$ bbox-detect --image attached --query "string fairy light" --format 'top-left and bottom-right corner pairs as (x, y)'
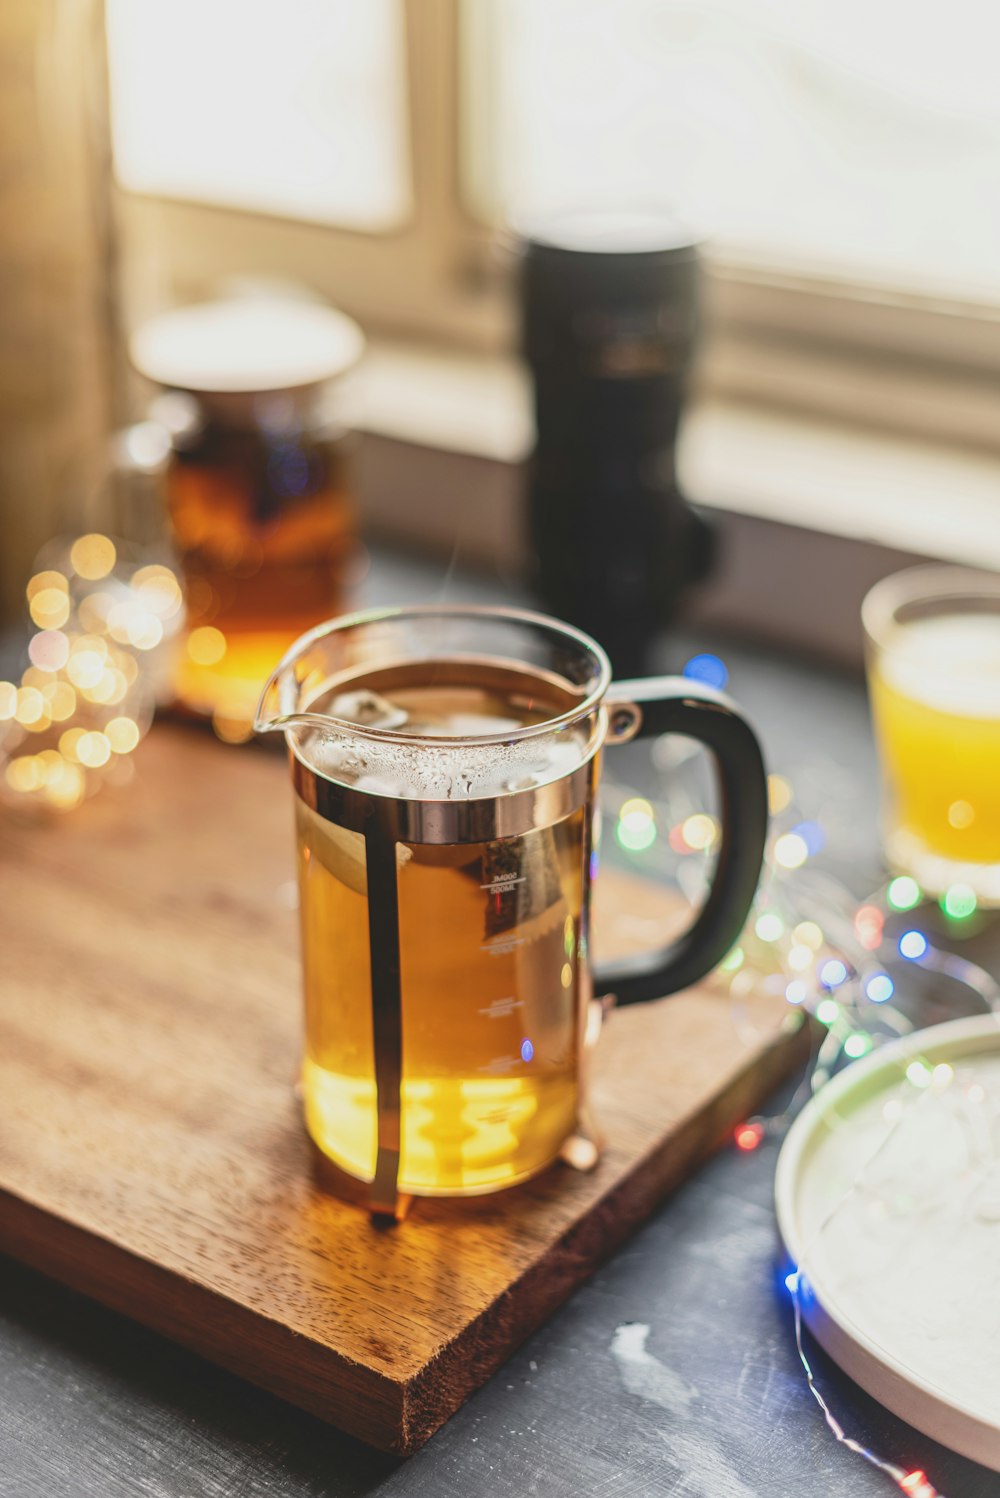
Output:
(785, 1272), (945, 1498)
(0, 536), (183, 813)
(603, 645), (999, 1493)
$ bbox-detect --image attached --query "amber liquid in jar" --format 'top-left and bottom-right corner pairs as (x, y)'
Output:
(169, 406), (356, 731)
(294, 661), (591, 1196)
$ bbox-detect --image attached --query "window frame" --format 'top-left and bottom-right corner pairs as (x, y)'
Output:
(113, 0), (1000, 456)
(115, 0), (506, 350)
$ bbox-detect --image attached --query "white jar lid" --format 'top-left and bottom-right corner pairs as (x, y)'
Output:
(130, 298), (365, 394)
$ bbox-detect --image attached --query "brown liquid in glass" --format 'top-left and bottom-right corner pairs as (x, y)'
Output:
(294, 662), (590, 1195)
(168, 417), (356, 718)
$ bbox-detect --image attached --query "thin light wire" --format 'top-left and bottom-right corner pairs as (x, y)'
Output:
(788, 1274), (943, 1498)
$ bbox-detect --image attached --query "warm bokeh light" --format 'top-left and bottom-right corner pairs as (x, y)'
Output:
(133, 564), (183, 617)
(767, 773), (792, 814)
(70, 533), (117, 581)
(76, 731), (112, 768)
(58, 727), (87, 760)
(1, 541), (156, 808)
(127, 612), (164, 650)
(107, 602), (136, 643)
(28, 630), (70, 672)
(29, 587), (70, 630)
(37, 748), (64, 779)
(67, 644), (108, 689)
(84, 667), (128, 706)
(109, 602), (165, 651)
(45, 760), (85, 809)
(774, 831), (808, 869)
(26, 570), (68, 601)
(15, 687), (45, 725)
(187, 625), (228, 666)
(78, 591), (115, 634)
(754, 912), (783, 943)
(792, 921), (823, 950)
(616, 802), (656, 852)
(6, 756), (44, 792)
(105, 716), (140, 754)
(681, 812), (718, 851)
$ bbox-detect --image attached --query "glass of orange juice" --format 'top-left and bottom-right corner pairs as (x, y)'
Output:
(863, 566), (1000, 904)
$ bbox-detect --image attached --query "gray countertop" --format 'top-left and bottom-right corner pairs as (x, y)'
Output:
(2, 546), (996, 1498)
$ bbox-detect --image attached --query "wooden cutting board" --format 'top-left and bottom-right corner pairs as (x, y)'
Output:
(0, 725), (806, 1454)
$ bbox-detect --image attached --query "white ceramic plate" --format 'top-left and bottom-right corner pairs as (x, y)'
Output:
(775, 1014), (1000, 1471)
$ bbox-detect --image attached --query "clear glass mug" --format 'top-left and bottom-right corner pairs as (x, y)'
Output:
(256, 605), (767, 1212)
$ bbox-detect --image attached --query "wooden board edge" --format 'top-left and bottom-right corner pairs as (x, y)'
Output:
(0, 1014), (810, 1457)
(0, 1192), (408, 1453)
(394, 1014), (811, 1454)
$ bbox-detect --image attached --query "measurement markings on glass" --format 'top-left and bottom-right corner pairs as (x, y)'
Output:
(477, 996), (524, 1019)
(477, 1054), (520, 1075)
(480, 937), (529, 955)
(479, 876), (526, 891)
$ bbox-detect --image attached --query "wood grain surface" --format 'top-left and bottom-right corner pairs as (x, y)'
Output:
(0, 724), (806, 1454)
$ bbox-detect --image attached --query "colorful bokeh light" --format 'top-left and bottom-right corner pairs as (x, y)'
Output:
(865, 973), (894, 1004)
(754, 912), (784, 943)
(683, 652), (729, 690)
(774, 832), (808, 869)
(820, 959), (848, 988)
(942, 883), (977, 920)
(734, 1121), (764, 1151)
(886, 876), (922, 912)
(854, 904), (884, 950)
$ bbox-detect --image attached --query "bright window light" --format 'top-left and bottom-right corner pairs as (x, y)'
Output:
(106, 0), (411, 231)
(466, 0), (1000, 300)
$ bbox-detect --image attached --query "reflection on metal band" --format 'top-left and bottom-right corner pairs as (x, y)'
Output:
(290, 738), (602, 844)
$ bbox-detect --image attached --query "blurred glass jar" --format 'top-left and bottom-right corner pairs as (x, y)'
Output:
(130, 298), (365, 740)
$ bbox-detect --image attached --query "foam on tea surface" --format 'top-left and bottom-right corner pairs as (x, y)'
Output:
(293, 659), (593, 801)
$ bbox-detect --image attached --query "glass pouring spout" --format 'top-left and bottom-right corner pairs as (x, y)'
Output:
(252, 618), (354, 738)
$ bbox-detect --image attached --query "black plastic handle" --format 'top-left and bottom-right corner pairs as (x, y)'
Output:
(595, 676), (768, 1004)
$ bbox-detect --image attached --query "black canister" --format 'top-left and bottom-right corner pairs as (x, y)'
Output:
(520, 210), (713, 676)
